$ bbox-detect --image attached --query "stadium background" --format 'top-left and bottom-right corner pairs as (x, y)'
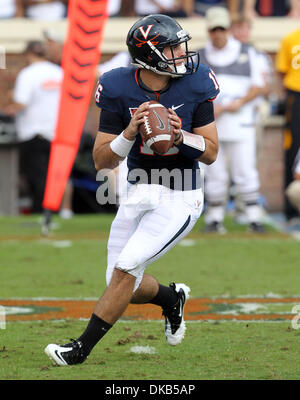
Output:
(1, 7), (300, 381)
(0, 16), (299, 215)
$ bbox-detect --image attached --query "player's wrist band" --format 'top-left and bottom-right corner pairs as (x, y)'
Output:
(173, 130), (183, 145)
(110, 131), (135, 158)
(176, 130), (206, 159)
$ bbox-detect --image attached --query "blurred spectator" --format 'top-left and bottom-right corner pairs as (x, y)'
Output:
(230, 15), (273, 97)
(228, 14), (272, 223)
(286, 147), (300, 223)
(98, 51), (131, 77)
(194, 0), (239, 17)
(199, 7), (267, 233)
(42, 27), (121, 215)
(41, 28), (120, 214)
(43, 28), (65, 65)
(0, 0), (24, 18)
(108, 0), (121, 16)
(59, 180), (74, 218)
(276, 27), (300, 222)
(23, 0), (67, 20)
(134, 0), (194, 17)
(0, 0), (23, 18)
(119, 0), (136, 16)
(288, 0), (300, 16)
(2, 41), (63, 213)
(243, 0), (300, 18)
(43, 28), (74, 218)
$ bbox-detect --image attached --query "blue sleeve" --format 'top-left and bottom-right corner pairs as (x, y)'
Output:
(192, 100), (214, 128)
(203, 66), (220, 101)
(95, 69), (123, 113)
(99, 109), (125, 134)
(187, 64), (220, 103)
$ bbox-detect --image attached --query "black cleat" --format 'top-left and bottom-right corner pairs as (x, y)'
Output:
(44, 339), (88, 366)
(162, 283), (190, 346)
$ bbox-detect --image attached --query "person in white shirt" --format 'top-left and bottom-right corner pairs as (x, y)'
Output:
(230, 15), (273, 99)
(199, 7), (266, 233)
(134, 0), (193, 17)
(229, 14), (272, 224)
(23, 0), (67, 20)
(107, 0), (121, 16)
(0, 0), (23, 18)
(3, 41), (62, 212)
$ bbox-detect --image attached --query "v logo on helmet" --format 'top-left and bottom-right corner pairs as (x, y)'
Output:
(139, 25), (154, 40)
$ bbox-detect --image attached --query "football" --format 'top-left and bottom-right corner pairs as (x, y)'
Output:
(139, 100), (175, 155)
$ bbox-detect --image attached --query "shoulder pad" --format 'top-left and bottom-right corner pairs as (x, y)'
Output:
(184, 64), (220, 102)
(95, 67), (134, 112)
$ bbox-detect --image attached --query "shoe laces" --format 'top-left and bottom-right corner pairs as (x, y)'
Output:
(63, 338), (81, 348)
(63, 339), (85, 355)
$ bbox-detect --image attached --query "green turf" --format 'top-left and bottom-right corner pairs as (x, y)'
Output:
(0, 214), (300, 380)
(1, 320), (300, 380)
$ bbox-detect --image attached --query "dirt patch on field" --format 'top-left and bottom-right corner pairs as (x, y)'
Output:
(0, 298), (298, 322)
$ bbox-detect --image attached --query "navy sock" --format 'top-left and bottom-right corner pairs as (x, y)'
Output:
(149, 284), (179, 310)
(78, 313), (112, 355)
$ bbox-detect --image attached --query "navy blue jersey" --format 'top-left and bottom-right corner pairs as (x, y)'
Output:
(95, 65), (219, 190)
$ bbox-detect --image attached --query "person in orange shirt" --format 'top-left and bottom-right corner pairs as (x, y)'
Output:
(276, 28), (300, 224)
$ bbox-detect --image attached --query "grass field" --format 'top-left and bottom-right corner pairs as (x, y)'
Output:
(1, 214), (300, 380)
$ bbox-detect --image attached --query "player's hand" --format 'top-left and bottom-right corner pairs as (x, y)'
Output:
(124, 102), (150, 141)
(168, 108), (182, 143)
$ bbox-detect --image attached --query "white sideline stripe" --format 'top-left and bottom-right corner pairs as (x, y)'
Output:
(0, 236), (293, 245)
(0, 239), (100, 244)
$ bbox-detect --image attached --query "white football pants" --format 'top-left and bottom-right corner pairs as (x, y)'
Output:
(106, 184), (203, 292)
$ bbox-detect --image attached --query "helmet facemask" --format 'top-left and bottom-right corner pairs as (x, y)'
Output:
(133, 33), (199, 77)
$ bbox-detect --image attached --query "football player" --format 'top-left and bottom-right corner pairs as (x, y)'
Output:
(45, 14), (219, 366)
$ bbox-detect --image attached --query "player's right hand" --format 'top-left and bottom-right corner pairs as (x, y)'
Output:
(123, 102), (150, 141)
